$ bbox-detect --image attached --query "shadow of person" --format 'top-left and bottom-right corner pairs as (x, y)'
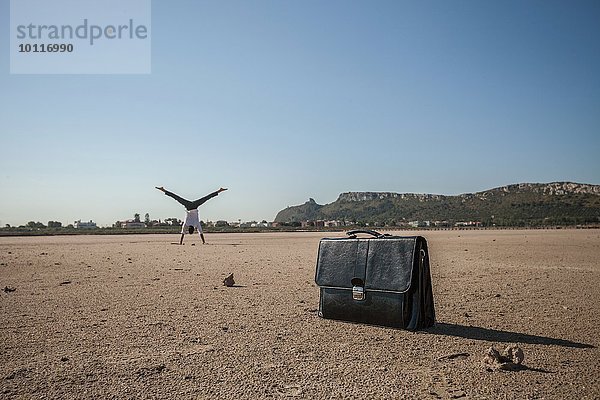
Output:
(428, 323), (594, 349)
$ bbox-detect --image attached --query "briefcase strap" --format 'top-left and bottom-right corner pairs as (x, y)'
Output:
(346, 229), (390, 239)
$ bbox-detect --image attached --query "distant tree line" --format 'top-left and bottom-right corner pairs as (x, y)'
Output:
(112, 213), (183, 228)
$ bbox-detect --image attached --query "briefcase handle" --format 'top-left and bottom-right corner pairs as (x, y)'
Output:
(346, 229), (390, 239)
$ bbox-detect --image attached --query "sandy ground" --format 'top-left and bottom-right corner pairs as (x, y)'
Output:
(0, 230), (599, 399)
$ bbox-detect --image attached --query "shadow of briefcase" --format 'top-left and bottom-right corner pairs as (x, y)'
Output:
(315, 229), (435, 330)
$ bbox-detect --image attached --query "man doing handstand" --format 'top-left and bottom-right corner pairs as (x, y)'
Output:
(156, 186), (228, 245)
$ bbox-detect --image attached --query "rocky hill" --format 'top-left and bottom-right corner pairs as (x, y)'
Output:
(274, 182), (600, 226)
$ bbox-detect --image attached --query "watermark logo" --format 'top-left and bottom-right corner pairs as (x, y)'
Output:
(10, 0), (151, 74)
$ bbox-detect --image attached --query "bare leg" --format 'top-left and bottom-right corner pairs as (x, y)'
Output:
(179, 233), (185, 245)
(200, 233), (206, 244)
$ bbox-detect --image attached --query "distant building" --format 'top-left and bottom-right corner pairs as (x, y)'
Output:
(325, 220), (343, 227)
(121, 220), (145, 228)
(432, 220), (451, 228)
(74, 220), (97, 229)
(455, 221), (482, 227)
(408, 221), (430, 228)
(164, 218), (182, 226)
(300, 220), (346, 228)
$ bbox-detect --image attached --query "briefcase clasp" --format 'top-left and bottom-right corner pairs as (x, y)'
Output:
(352, 285), (365, 301)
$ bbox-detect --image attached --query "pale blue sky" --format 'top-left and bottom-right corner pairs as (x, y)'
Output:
(1, 0), (599, 226)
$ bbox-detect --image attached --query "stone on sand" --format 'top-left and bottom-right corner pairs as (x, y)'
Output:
(482, 344), (524, 371)
(503, 344), (525, 365)
(223, 273), (235, 287)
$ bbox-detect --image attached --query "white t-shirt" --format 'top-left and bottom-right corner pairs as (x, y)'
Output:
(181, 209), (203, 234)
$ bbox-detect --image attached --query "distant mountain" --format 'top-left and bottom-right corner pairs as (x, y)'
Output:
(276, 198), (324, 222)
(274, 182), (600, 226)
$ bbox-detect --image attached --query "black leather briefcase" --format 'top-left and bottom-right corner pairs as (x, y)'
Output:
(315, 230), (435, 330)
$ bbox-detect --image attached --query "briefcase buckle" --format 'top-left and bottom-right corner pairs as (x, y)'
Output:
(352, 286), (365, 301)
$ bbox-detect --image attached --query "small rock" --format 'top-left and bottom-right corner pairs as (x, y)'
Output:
(482, 345), (525, 371)
(60, 356), (69, 362)
(223, 273), (235, 287)
(503, 344), (524, 365)
(59, 281), (71, 285)
(2, 286), (16, 293)
(482, 347), (502, 365)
